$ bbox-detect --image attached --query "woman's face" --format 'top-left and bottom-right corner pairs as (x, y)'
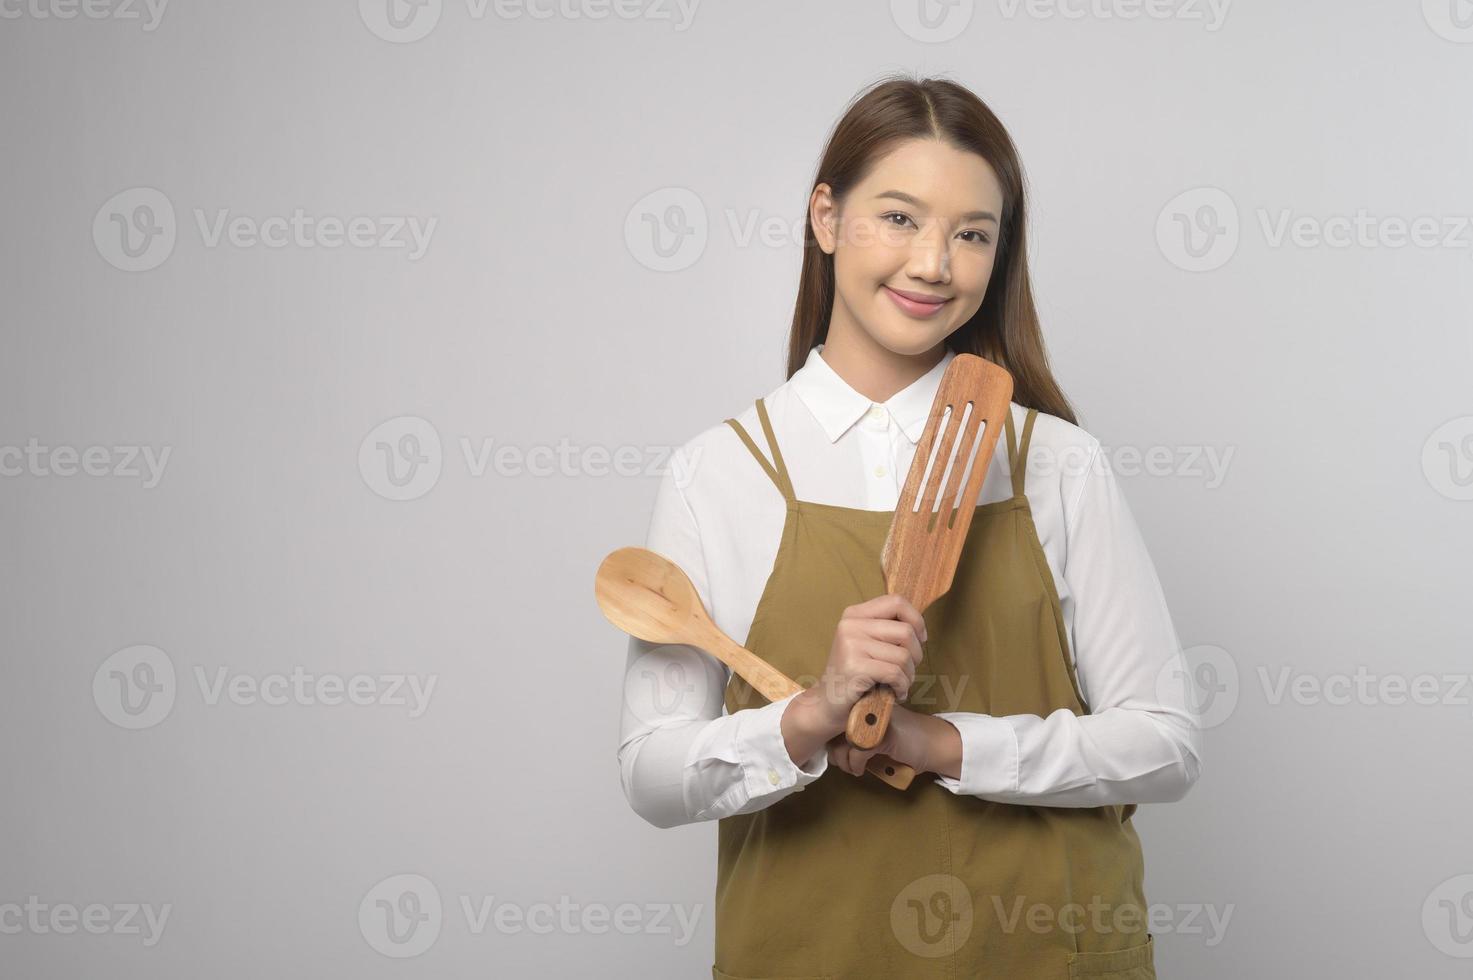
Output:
(813, 137), (1004, 357)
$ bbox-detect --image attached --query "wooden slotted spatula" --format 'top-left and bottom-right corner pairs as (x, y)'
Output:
(844, 353), (1015, 750)
(595, 546), (916, 790)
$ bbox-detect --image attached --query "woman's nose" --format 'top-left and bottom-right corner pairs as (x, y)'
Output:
(907, 240), (950, 282)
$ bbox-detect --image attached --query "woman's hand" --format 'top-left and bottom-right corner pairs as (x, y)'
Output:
(826, 703), (927, 775)
(790, 594), (927, 740)
(826, 705), (962, 779)
(779, 593), (926, 769)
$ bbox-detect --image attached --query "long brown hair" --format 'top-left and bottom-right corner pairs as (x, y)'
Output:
(787, 73), (1077, 426)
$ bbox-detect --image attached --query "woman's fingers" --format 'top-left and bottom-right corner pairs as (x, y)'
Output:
(826, 737), (851, 774)
(819, 595), (930, 733)
(866, 648), (913, 700)
(827, 728), (896, 776)
(861, 618), (925, 666)
(847, 594), (928, 648)
(859, 638), (917, 700)
(827, 736), (876, 776)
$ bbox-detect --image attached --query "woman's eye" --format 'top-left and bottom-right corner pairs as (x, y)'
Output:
(881, 212), (990, 244)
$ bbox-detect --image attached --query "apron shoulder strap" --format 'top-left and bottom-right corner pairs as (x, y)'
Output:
(1002, 405), (1039, 497)
(722, 397), (795, 502)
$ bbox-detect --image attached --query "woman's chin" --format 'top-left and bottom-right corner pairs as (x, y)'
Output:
(864, 318), (953, 356)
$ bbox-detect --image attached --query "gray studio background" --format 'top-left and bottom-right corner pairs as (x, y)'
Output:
(3, 1), (1471, 977)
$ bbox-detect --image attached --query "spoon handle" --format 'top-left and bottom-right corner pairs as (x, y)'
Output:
(699, 627), (806, 702)
(691, 624), (916, 791)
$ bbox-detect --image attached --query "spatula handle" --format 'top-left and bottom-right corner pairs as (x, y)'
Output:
(845, 585), (932, 750)
(860, 751), (912, 790)
(846, 685), (897, 751)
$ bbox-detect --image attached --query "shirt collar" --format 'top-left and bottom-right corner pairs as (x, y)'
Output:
(790, 342), (957, 444)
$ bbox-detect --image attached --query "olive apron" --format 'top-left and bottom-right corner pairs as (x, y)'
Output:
(712, 397), (1156, 980)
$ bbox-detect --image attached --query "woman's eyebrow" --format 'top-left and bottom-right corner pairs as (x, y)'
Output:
(873, 189), (998, 223)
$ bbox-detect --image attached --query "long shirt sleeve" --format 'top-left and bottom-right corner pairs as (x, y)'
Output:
(932, 441), (1204, 806)
(616, 449), (828, 830)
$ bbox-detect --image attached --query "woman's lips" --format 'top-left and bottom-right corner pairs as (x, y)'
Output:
(883, 284), (951, 318)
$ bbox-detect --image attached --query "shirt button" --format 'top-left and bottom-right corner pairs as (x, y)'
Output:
(874, 465), (887, 478)
(767, 768), (780, 785)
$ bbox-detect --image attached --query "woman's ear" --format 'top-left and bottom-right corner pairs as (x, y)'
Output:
(810, 183), (838, 255)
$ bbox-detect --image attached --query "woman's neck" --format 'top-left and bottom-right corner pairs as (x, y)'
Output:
(818, 317), (947, 404)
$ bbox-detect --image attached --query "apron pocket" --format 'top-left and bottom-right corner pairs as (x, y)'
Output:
(1066, 933), (1156, 978)
(712, 969), (832, 980)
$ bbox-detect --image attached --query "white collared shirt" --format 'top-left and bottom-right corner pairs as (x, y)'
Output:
(617, 344), (1203, 828)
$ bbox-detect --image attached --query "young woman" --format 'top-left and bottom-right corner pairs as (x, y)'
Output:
(617, 74), (1201, 979)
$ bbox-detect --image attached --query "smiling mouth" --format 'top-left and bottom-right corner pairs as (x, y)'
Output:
(882, 284), (951, 318)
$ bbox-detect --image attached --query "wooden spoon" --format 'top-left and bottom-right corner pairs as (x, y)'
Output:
(845, 354), (1015, 750)
(595, 546), (916, 790)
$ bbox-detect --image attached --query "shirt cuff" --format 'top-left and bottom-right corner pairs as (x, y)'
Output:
(736, 690), (828, 796)
(930, 712), (1019, 797)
